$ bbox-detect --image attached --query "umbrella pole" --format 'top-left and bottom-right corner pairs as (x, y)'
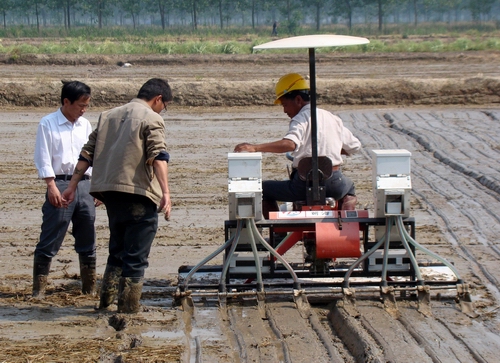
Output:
(308, 47), (323, 205)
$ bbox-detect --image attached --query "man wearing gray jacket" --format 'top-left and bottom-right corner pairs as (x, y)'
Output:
(62, 78), (172, 313)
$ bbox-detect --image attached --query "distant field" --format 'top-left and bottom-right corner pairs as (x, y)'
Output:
(1, 23), (500, 55)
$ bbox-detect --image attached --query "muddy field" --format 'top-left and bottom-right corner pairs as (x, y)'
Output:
(0, 51), (500, 362)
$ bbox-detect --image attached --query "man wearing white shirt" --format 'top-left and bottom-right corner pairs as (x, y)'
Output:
(33, 81), (97, 298)
(234, 73), (361, 218)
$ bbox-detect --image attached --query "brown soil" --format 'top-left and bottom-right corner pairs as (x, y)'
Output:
(1, 51), (500, 108)
(1, 52), (500, 362)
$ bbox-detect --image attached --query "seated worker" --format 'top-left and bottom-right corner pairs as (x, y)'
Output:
(233, 73), (361, 218)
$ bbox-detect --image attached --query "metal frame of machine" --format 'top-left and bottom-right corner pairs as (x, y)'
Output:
(175, 35), (474, 317)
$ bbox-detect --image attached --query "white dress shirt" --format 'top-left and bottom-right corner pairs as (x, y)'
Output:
(34, 108), (93, 179)
(284, 104), (361, 168)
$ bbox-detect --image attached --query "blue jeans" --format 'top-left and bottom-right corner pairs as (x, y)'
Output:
(35, 179), (96, 259)
(101, 192), (158, 278)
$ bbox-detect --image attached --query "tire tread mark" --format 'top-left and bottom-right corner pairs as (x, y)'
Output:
(357, 315), (398, 363)
(308, 308), (348, 362)
(328, 301), (385, 363)
(397, 314), (445, 363)
(220, 305), (246, 362)
(433, 316), (489, 363)
(265, 304), (292, 363)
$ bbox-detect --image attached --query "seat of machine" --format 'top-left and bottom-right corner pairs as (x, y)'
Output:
(297, 156), (333, 181)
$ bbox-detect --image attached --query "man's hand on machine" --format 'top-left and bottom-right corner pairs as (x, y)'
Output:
(234, 143), (257, 152)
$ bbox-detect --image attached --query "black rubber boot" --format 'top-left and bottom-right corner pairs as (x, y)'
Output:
(79, 255), (97, 295)
(117, 277), (144, 314)
(32, 255), (52, 298)
(98, 264), (122, 310)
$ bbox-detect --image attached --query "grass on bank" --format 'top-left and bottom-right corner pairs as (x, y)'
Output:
(2, 37), (500, 56)
(1, 23), (500, 56)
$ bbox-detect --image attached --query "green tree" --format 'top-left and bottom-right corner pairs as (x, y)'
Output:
(250, 0), (258, 28)
(309, 0), (330, 31)
(155, 0), (174, 30)
(183, 0), (211, 29)
(120, 0), (142, 28)
(207, 0), (234, 29)
(0, 0), (12, 28)
(44, 0), (68, 27)
(468, 0), (495, 23)
(343, 0), (354, 30)
(64, 0), (71, 29)
(277, 0), (302, 34)
(210, 0), (226, 29)
(179, 0), (210, 30)
(363, 0), (395, 32)
(83, 0), (112, 29)
(217, 0), (224, 28)
(330, 0), (363, 31)
(410, 0), (418, 26)
(16, 0), (46, 31)
(192, 0), (198, 29)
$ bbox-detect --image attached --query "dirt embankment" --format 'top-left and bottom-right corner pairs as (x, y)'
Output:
(0, 51), (500, 108)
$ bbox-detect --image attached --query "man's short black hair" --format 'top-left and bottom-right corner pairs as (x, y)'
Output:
(137, 78), (173, 103)
(60, 80), (91, 105)
(281, 90), (310, 102)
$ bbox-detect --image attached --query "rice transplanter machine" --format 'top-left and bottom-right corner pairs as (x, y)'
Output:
(175, 35), (473, 316)
(176, 148), (473, 316)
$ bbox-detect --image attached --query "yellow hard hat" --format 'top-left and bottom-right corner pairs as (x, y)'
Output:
(274, 73), (309, 104)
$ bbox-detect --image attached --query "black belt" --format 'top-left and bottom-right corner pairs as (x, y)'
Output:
(55, 174), (90, 181)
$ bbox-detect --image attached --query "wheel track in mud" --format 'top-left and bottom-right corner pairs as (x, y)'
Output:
(180, 299), (368, 362)
(359, 301), (496, 363)
(182, 299), (343, 363)
(341, 109), (500, 302)
(178, 296), (500, 362)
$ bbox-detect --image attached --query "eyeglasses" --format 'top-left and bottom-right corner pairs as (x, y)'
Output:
(158, 95), (168, 115)
(160, 101), (168, 116)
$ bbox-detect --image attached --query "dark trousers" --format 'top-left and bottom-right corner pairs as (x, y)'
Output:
(262, 170), (355, 217)
(35, 179), (96, 259)
(101, 191), (158, 278)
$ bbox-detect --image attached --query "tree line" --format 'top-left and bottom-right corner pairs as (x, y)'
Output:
(0, 0), (498, 34)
